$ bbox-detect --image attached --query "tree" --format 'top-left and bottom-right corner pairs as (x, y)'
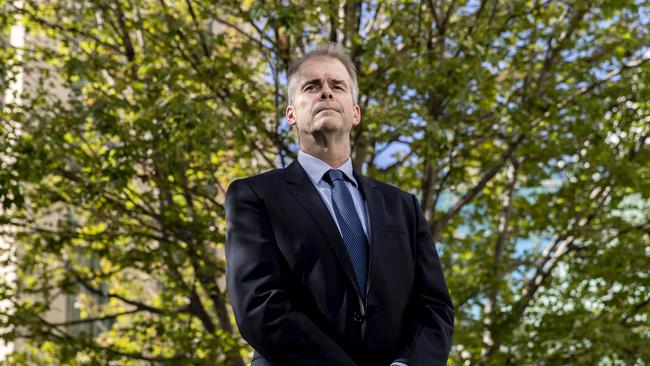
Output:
(1, 0), (648, 364)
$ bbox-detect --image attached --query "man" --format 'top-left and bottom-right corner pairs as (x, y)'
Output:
(225, 43), (454, 366)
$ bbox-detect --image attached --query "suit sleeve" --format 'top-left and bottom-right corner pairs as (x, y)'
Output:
(396, 194), (454, 365)
(225, 179), (358, 366)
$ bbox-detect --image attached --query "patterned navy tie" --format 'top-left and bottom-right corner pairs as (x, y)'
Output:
(324, 169), (369, 298)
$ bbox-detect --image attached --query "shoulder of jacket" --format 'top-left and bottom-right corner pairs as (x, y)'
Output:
(227, 167), (285, 193)
(241, 167), (284, 183)
(366, 176), (414, 199)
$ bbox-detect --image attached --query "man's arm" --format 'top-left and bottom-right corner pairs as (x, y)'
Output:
(225, 179), (357, 365)
(395, 194), (455, 365)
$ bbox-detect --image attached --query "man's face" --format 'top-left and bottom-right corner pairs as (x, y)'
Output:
(286, 57), (360, 138)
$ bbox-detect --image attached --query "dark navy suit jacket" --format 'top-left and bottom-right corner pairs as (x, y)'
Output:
(225, 160), (454, 365)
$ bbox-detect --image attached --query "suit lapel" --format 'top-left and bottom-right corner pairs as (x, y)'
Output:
(353, 170), (384, 297)
(284, 160), (364, 297)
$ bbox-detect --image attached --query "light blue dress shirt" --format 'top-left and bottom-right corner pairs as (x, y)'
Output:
(296, 151), (408, 366)
(297, 150), (370, 241)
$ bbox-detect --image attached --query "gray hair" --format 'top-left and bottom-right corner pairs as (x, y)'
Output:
(287, 43), (359, 105)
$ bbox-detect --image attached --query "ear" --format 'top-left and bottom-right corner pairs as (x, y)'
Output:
(352, 104), (361, 126)
(286, 105), (296, 127)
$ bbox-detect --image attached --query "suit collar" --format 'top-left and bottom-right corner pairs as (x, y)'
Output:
(285, 158), (375, 191)
(297, 150), (358, 187)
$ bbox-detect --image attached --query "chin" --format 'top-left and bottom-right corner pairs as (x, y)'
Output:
(312, 117), (344, 131)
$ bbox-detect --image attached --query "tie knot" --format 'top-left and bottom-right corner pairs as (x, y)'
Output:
(323, 169), (345, 186)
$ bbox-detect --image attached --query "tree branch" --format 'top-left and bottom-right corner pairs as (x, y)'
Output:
(70, 268), (168, 315)
(184, 0), (211, 58)
(480, 157), (520, 362)
(46, 308), (143, 327)
(621, 296), (650, 326)
(35, 319), (189, 362)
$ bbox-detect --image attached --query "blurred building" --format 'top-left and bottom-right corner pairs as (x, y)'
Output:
(1, 4), (90, 360)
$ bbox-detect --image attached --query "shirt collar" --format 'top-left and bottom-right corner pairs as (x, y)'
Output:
(297, 150), (358, 187)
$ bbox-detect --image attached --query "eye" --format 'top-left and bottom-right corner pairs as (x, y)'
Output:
(304, 85), (317, 91)
(334, 85), (344, 90)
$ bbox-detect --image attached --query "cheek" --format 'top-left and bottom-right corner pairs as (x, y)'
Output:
(296, 106), (312, 124)
(296, 97), (313, 111)
(340, 101), (354, 115)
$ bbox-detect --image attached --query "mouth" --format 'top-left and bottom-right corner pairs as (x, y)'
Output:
(314, 106), (340, 115)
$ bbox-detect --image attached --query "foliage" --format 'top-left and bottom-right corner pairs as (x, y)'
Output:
(1, 0), (648, 365)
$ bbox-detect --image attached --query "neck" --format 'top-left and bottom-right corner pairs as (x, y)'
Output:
(299, 131), (351, 168)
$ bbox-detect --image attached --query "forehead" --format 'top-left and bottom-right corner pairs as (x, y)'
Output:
(296, 57), (350, 82)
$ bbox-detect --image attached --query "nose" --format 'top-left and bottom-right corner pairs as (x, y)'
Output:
(319, 83), (334, 100)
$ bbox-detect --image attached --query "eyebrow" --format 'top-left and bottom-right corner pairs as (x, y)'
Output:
(302, 78), (321, 87)
(301, 78), (347, 88)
